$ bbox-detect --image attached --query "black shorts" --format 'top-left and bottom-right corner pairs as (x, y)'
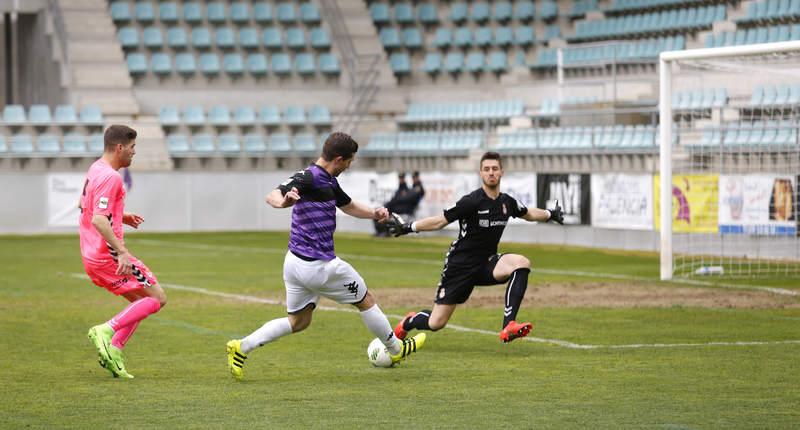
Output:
(434, 254), (506, 305)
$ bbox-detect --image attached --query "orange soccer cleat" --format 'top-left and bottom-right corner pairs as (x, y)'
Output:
(500, 321), (533, 343)
(394, 312), (417, 340)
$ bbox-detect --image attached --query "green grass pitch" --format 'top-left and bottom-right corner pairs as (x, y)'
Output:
(1, 232), (798, 428)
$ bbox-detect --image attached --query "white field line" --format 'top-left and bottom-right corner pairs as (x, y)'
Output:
(135, 239), (799, 297)
(70, 273), (800, 350)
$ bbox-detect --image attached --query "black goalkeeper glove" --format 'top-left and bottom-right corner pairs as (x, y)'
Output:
(385, 213), (414, 237)
(548, 200), (564, 225)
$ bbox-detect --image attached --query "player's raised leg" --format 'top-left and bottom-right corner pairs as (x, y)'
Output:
(494, 254), (533, 343)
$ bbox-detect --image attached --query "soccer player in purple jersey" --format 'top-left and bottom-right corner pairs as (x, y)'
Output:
(226, 132), (426, 380)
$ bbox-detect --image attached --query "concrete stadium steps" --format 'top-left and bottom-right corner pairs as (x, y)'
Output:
(121, 116), (172, 171)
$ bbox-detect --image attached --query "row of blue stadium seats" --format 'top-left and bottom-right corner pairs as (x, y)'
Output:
(737, 0), (800, 25)
(392, 51), (510, 74)
(0, 133), (103, 155)
(366, 131), (484, 152)
(127, 52), (340, 76)
(568, 0), (598, 18)
(750, 84), (800, 107)
(534, 36), (684, 68)
(2, 105), (103, 126)
(497, 125), (659, 150)
(403, 25), (539, 49)
(111, 1), (320, 25)
(571, 5), (724, 40)
(698, 121), (798, 146)
(604, 0), (707, 13)
(705, 24), (800, 48)
(118, 26), (331, 50)
(402, 100), (524, 122)
(166, 132), (325, 154)
(159, 105), (331, 126)
(672, 88), (728, 110)
(370, 1), (557, 25)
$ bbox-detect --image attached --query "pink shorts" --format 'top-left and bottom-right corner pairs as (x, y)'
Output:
(84, 255), (159, 296)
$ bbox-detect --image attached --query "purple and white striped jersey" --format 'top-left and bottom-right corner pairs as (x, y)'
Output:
(277, 164), (352, 261)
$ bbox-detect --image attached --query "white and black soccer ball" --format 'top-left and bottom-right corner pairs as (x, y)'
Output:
(367, 337), (394, 368)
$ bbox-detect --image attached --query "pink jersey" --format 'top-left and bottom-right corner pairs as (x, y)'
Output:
(79, 159), (126, 265)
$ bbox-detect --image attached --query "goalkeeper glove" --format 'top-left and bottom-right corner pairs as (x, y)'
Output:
(386, 213), (414, 237)
(548, 200), (565, 225)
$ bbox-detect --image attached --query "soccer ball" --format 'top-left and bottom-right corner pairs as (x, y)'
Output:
(367, 337), (394, 368)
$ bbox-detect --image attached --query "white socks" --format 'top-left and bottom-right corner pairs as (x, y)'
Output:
(360, 304), (401, 355)
(241, 317), (292, 354)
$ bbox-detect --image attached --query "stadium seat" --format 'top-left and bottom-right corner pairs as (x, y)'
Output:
(63, 134), (86, 154)
(295, 53), (316, 75)
(176, 52), (196, 75)
(514, 1), (535, 21)
(465, 52), (485, 73)
(183, 106), (205, 126)
(167, 134), (190, 153)
(444, 52), (465, 73)
(54, 105), (78, 126)
(434, 28), (452, 47)
(310, 28), (331, 49)
(403, 28), (423, 49)
(471, 2), (490, 22)
(3, 105), (26, 125)
(493, 1), (513, 21)
(167, 27), (188, 49)
(218, 134), (241, 153)
(88, 133), (104, 153)
(454, 27), (473, 47)
(243, 133), (267, 153)
(159, 106), (180, 126)
(10, 134), (33, 153)
(183, 2), (203, 23)
(308, 105), (331, 125)
(293, 133), (316, 152)
(110, 2), (131, 22)
(143, 27), (163, 49)
(80, 106), (103, 126)
(200, 53), (221, 76)
(239, 28), (259, 48)
(450, 2), (468, 22)
(422, 52), (442, 74)
(118, 27), (139, 49)
(380, 27), (401, 48)
(208, 105), (231, 125)
(394, 3), (415, 23)
(270, 133), (291, 152)
(475, 27), (493, 47)
(284, 106), (306, 125)
(514, 26), (535, 46)
(216, 28), (236, 49)
(286, 27), (306, 49)
(263, 27), (283, 48)
(159, 2), (179, 23)
(417, 3), (439, 24)
(247, 53), (269, 75)
(192, 134), (216, 153)
(271, 53), (292, 75)
(300, 3), (321, 23)
(151, 53), (173, 75)
(230, 2), (250, 23)
(135, 2), (155, 23)
(493, 26), (513, 46)
(207, 2), (226, 23)
(390, 53), (411, 74)
(259, 106), (281, 125)
(277, 3), (297, 22)
(233, 106), (257, 125)
(192, 28), (212, 49)
(36, 134), (60, 154)
(370, 3), (390, 24)
(319, 53), (340, 75)
(254, 2), (273, 23)
(127, 53), (147, 75)
(487, 51), (507, 73)
(28, 105), (51, 125)
(224, 53), (245, 75)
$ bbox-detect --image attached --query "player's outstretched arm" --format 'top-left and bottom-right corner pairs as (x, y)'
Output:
(386, 213), (449, 237)
(521, 200), (564, 224)
(340, 201), (388, 221)
(266, 187), (300, 208)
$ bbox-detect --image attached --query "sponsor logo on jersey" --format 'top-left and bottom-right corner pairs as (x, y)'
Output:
(98, 197), (109, 209)
(477, 209), (490, 214)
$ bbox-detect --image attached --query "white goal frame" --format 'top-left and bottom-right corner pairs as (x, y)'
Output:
(659, 41), (800, 280)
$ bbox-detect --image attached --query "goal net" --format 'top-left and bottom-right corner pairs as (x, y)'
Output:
(659, 41), (800, 280)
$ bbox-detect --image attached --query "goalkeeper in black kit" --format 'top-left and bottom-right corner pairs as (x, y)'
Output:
(386, 152), (564, 343)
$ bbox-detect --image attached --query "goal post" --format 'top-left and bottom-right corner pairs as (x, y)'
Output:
(659, 41), (800, 280)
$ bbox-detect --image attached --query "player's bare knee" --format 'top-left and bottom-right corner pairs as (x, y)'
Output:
(509, 254), (530, 270)
(428, 318), (447, 331)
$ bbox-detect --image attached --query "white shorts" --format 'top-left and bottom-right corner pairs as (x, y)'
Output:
(283, 251), (368, 313)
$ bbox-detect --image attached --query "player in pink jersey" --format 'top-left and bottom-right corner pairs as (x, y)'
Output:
(81, 125), (167, 379)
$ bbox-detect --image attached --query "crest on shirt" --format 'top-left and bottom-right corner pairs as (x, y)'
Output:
(98, 197), (109, 209)
(502, 203), (507, 215)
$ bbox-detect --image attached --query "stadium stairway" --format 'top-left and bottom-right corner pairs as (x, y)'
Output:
(59, 0), (140, 117)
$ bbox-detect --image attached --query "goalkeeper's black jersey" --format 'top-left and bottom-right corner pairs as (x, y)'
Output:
(442, 188), (527, 266)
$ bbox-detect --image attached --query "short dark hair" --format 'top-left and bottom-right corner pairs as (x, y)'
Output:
(321, 132), (358, 161)
(104, 124), (137, 151)
(480, 151), (502, 168)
